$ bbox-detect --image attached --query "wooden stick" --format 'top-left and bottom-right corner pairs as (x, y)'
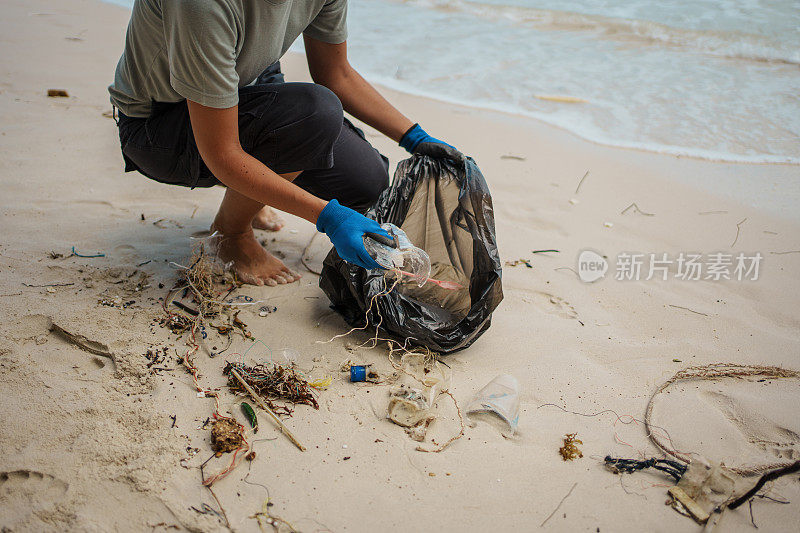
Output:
(229, 369), (306, 452)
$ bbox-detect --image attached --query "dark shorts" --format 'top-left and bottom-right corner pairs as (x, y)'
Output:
(117, 62), (389, 212)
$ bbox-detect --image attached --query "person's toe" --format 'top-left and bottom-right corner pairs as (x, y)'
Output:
(264, 277), (278, 287)
(282, 267), (301, 281)
(240, 272), (264, 286)
(274, 274), (288, 285)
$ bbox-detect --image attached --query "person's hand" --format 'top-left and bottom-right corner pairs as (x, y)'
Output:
(399, 123), (464, 162)
(316, 199), (389, 270)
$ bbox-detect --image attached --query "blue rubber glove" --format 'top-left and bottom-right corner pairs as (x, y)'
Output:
(316, 200), (389, 270)
(399, 123), (464, 162)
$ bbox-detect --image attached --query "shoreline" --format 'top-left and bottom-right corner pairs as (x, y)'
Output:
(284, 49), (800, 223)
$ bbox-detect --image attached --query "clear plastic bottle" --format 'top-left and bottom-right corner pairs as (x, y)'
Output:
(363, 223), (431, 286)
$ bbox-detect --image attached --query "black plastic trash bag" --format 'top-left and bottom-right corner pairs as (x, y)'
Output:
(319, 155), (503, 354)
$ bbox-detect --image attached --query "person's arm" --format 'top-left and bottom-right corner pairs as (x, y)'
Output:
(304, 36), (464, 161)
(187, 101), (326, 223)
(303, 36), (412, 142)
(187, 101), (388, 269)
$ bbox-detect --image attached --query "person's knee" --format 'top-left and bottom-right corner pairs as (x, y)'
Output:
(295, 84), (343, 146)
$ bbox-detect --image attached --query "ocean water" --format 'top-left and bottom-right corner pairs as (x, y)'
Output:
(106, 0), (799, 165)
(337, 0), (800, 164)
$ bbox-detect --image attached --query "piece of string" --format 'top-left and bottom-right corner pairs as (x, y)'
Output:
(301, 232), (322, 276)
(645, 363), (800, 476)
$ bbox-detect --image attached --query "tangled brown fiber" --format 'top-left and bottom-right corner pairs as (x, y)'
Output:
(224, 362), (320, 416)
(181, 241), (240, 317)
(645, 363), (800, 476)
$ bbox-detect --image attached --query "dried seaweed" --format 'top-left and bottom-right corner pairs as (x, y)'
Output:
(211, 418), (245, 454)
(224, 362), (319, 416)
(559, 432), (583, 461)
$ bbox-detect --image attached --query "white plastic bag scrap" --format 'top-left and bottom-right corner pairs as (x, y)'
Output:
(466, 374), (520, 435)
(387, 354), (448, 429)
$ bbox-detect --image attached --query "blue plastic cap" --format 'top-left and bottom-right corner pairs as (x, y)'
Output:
(350, 365), (367, 382)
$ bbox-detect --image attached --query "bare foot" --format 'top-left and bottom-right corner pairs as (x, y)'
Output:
(210, 226), (301, 286)
(251, 206), (285, 232)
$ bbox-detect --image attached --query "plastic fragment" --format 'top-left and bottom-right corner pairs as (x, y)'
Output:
(241, 402), (258, 432)
(466, 374), (520, 434)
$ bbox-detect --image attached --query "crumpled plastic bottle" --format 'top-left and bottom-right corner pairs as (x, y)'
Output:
(363, 223), (431, 287)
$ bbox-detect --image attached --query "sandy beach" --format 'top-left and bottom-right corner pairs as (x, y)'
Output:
(1, 0), (799, 531)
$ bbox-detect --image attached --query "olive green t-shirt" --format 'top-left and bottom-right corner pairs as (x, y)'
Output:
(109, 0), (348, 117)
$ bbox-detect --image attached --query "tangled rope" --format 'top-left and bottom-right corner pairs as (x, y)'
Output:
(604, 456), (688, 483)
(645, 363), (800, 476)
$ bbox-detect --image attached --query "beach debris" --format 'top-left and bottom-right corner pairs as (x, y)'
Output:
(388, 385), (435, 428)
(568, 198), (579, 205)
(668, 459), (739, 523)
(246, 451), (256, 461)
(731, 217), (747, 248)
(466, 374), (520, 435)
(540, 482), (578, 527)
(349, 364), (381, 383)
(387, 354), (447, 430)
(559, 433), (583, 461)
(604, 456), (686, 482)
(47, 89), (69, 97)
(50, 322), (113, 359)
(669, 486), (709, 523)
(251, 493), (298, 533)
(159, 312), (193, 334)
(603, 221), (614, 228)
(241, 402), (258, 432)
(405, 418), (434, 442)
(668, 304), (708, 316)
(153, 218), (184, 229)
(505, 259), (532, 268)
(144, 346), (169, 369)
(71, 246), (105, 258)
(500, 154), (526, 161)
(227, 367), (306, 452)
(210, 418), (245, 453)
(258, 305), (277, 317)
(770, 249), (800, 255)
(535, 94), (587, 103)
(645, 363), (800, 475)
(224, 362), (320, 412)
(727, 460), (800, 510)
(532, 249), (560, 254)
(606, 455), (799, 524)
(574, 170), (590, 194)
(621, 202), (655, 216)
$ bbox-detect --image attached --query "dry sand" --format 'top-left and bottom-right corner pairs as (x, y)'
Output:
(1, 0), (799, 531)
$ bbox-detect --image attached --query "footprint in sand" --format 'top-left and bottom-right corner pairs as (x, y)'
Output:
(521, 291), (578, 319)
(701, 389), (800, 461)
(0, 470), (69, 528)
